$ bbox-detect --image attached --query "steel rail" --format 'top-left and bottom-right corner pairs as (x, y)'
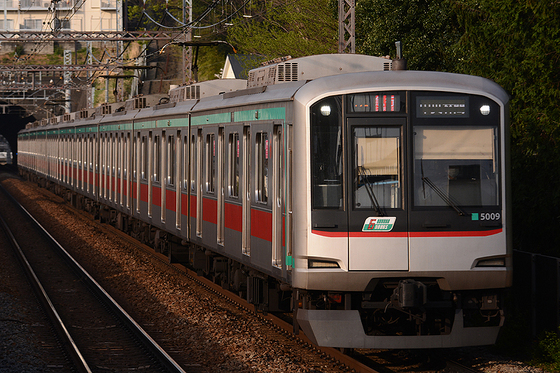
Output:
(0, 184), (186, 373)
(0, 188), (92, 373)
(97, 218), (379, 373)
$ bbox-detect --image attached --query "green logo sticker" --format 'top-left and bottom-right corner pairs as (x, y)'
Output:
(362, 217), (396, 232)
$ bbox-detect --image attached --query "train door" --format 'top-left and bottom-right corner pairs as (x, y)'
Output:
(201, 126), (218, 247)
(224, 125), (243, 256)
(196, 128), (203, 238)
(86, 133), (92, 196)
(151, 131), (163, 224)
(134, 129), (150, 218)
(183, 127), (196, 241)
(242, 126), (251, 256)
(173, 131), (182, 230)
(125, 132), (132, 211)
(180, 128), (191, 238)
(162, 129), (181, 230)
(346, 117), (408, 271)
(251, 122), (285, 269)
(79, 134), (85, 191)
(217, 127), (225, 245)
(271, 124), (284, 268)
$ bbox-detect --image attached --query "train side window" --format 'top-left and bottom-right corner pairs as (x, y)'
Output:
(142, 136), (148, 180)
(117, 134), (121, 179)
(256, 132), (268, 204)
(190, 134), (196, 191)
(183, 135), (188, 190)
(111, 134), (116, 177)
(168, 135), (175, 186)
(154, 135), (160, 183)
(206, 133), (215, 193)
(228, 132), (240, 198)
(126, 133), (131, 208)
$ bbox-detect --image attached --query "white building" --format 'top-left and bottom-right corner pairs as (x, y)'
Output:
(1, 0), (120, 37)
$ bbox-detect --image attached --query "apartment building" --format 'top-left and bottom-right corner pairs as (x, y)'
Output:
(1, 0), (121, 52)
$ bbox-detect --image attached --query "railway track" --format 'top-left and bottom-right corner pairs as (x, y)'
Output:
(0, 171), (492, 373)
(0, 183), (186, 373)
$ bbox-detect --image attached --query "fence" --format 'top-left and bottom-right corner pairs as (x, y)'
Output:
(513, 250), (560, 337)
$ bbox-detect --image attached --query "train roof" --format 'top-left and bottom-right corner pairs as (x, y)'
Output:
(293, 70), (509, 107)
(18, 55), (509, 135)
(191, 80), (306, 113)
(246, 54), (392, 88)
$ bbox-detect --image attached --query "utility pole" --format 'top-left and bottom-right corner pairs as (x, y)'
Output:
(183, 0), (193, 84)
(116, 0), (124, 101)
(64, 50), (72, 113)
(338, 0), (355, 53)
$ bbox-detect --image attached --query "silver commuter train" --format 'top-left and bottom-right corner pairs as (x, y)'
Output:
(0, 134), (12, 164)
(18, 54), (511, 349)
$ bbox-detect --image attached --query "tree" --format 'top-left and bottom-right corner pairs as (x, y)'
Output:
(452, 0), (560, 253)
(226, 0), (338, 58)
(355, 0), (462, 71)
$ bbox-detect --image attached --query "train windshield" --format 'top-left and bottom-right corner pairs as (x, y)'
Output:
(353, 126), (401, 210)
(311, 96), (343, 209)
(413, 125), (499, 207)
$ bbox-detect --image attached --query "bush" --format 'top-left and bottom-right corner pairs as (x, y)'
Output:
(533, 328), (560, 372)
(14, 44), (24, 56)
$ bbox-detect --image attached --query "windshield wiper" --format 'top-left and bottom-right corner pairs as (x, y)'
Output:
(357, 166), (384, 216)
(421, 160), (466, 216)
(421, 177), (466, 216)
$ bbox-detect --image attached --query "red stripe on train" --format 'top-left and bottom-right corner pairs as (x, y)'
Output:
(251, 209), (272, 242)
(312, 229), (502, 238)
(203, 198), (217, 224)
(225, 203), (242, 232)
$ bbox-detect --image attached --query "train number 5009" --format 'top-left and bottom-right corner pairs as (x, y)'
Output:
(480, 212), (501, 221)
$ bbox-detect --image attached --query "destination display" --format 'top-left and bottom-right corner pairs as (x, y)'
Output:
(417, 96), (469, 117)
(349, 92), (402, 113)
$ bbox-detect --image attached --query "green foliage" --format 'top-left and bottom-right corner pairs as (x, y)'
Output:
(452, 0), (560, 253)
(532, 328), (560, 372)
(14, 45), (25, 56)
(355, 0), (463, 71)
(226, 0), (338, 58)
(196, 44), (233, 81)
(53, 44), (64, 56)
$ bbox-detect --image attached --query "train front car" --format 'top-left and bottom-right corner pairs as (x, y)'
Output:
(292, 69), (511, 349)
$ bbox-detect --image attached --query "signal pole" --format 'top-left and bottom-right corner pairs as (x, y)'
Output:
(338, 0), (355, 53)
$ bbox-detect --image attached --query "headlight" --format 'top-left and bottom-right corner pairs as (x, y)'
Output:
(475, 257), (506, 267)
(308, 259), (340, 268)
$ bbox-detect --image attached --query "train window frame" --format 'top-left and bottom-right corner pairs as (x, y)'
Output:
(228, 132), (240, 198)
(412, 125), (500, 208)
(410, 91), (502, 209)
(126, 133), (131, 209)
(110, 134), (115, 201)
(351, 125), (402, 210)
(242, 126), (251, 256)
(255, 131), (269, 204)
(183, 134), (189, 191)
(154, 135), (160, 184)
(206, 132), (216, 194)
(310, 95), (344, 210)
(167, 134), (175, 187)
(189, 133), (196, 192)
(141, 135), (148, 181)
